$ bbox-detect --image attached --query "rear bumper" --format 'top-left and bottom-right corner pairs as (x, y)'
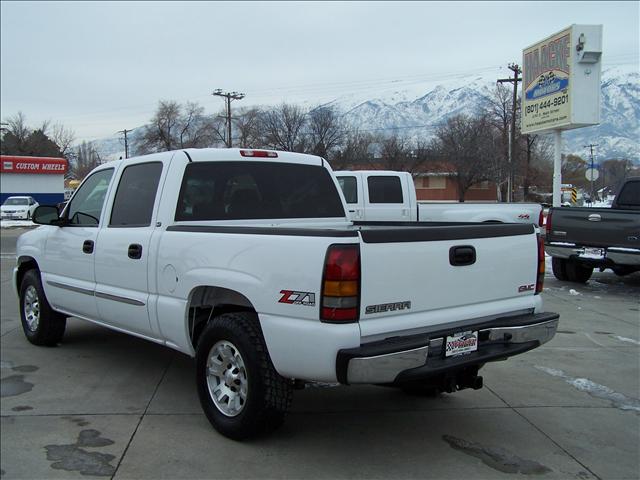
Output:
(336, 312), (559, 384)
(546, 243), (640, 267)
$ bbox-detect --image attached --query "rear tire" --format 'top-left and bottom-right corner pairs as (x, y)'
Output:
(551, 258), (568, 281)
(565, 261), (593, 283)
(19, 269), (66, 346)
(196, 311), (293, 440)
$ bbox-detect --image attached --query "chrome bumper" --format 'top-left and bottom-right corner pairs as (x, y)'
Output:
(347, 346), (430, 384)
(546, 243), (640, 266)
(337, 313), (559, 385)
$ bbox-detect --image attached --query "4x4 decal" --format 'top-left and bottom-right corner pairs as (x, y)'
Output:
(278, 290), (316, 307)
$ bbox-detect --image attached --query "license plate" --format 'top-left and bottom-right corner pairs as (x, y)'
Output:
(580, 247), (604, 259)
(445, 330), (478, 357)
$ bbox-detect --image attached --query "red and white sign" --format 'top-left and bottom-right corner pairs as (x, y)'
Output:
(0, 156), (67, 174)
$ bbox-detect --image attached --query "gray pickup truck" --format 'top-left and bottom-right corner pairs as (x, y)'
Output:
(545, 177), (640, 282)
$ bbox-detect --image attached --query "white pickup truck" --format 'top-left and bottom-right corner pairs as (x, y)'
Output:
(15, 148), (558, 439)
(335, 170), (543, 225)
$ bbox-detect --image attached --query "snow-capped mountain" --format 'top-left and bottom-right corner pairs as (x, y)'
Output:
(327, 64), (639, 161)
(90, 64), (639, 162)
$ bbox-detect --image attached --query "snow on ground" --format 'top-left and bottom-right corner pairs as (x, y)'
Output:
(535, 365), (640, 411)
(1, 220), (37, 229)
(583, 201), (613, 208)
(614, 336), (640, 346)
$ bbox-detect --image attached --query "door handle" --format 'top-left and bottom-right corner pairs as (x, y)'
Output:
(588, 214), (601, 222)
(128, 244), (143, 260)
(82, 240), (94, 254)
(449, 245), (476, 266)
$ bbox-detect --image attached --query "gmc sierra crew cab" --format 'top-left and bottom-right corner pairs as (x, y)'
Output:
(14, 148), (558, 439)
(335, 170), (543, 225)
(546, 177), (640, 282)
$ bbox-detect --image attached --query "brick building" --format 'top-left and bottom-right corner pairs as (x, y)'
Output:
(413, 173), (497, 202)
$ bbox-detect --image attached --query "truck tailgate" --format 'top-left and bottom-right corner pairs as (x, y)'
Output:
(356, 223), (540, 339)
(547, 207), (640, 248)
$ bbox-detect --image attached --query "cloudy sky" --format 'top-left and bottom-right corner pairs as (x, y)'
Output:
(1, 1), (638, 142)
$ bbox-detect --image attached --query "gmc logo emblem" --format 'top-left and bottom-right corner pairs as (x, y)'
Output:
(518, 284), (535, 293)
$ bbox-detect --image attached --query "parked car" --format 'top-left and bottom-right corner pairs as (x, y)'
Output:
(1, 196), (39, 220)
(545, 177), (640, 282)
(15, 148), (558, 439)
(335, 170), (543, 225)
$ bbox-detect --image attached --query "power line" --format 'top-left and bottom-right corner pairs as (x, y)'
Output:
(212, 90), (245, 148)
(117, 128), (133, 158)
(497, 63), (522, 203)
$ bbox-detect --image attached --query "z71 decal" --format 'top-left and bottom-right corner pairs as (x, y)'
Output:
(278, 290), (316, 306)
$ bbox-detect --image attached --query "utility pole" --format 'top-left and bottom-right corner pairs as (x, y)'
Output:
(118, 129), (133, 158)
(498, 63), (522, 202)
(212, 89), (245, 148)
(584, 143), (598, 202)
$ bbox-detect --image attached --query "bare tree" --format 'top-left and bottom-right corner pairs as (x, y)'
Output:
(71, 141), (101, 180)
(602, 159), (635, 193)
(307, 106), (343, 159)
(4, 112), (30, 146)
(431, 114), (499, 202)
(262, 103), (308, 152)
(329, 130), (375, 169)
(136, 100), (182, 153)
(51, 123), (76, 157)
(234, 107), (264, 148)
(485, 85), (510, 199)
(136, 100), (220, 154)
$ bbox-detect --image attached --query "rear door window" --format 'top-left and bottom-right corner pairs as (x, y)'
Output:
(110, 162), (163, 227)
(175, 161), (345, 221)
(367, 176), (404, 204)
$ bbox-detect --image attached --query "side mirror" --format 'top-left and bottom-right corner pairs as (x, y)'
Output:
(32, 205), (66, 226)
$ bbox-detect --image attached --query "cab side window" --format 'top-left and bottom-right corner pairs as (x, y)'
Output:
(337, 176), (358, 204)
(110, 162), (163, 227)
(67, 169), (114, 226)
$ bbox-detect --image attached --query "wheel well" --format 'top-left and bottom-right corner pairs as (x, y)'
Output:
(16, 257), (39, 291)
(187, 286), (256, 350)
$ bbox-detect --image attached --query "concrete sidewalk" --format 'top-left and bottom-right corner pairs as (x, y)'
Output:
(1, 228), (638, 479)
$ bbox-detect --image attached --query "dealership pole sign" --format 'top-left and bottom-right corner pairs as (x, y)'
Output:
(522, 24), (603, 206)
(522, 28), (572, 133)
(522, 25), (602, 134)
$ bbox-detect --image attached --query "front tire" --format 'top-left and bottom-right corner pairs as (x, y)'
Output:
(19, 269), (66, 346)
(196, 312), (292, 440)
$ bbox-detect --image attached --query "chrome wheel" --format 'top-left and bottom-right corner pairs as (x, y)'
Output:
(23, 285), (40, 332)
(206, 340), (248, 417)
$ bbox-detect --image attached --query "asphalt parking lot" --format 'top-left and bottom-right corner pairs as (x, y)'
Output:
(1, 226), (639, 480)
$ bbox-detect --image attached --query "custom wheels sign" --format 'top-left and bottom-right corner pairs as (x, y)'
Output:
(522, 27), (572, 133)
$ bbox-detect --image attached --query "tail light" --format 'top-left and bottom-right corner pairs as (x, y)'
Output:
(538, 208), (544, 228)
(545, 209), (553, 236)
(321, 244), (360, 322)
(535, 234), (545, 294)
